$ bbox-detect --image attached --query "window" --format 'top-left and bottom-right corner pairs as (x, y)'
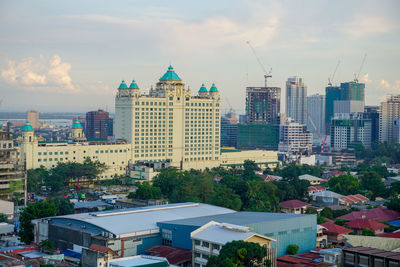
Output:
(212, 244), (220, 250)
(195, 240), (201, 245)
(202, 241), (209, 248)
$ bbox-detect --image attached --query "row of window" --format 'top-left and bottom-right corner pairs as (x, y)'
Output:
(38, 149), (128, 156)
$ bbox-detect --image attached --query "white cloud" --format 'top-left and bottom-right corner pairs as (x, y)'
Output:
(340, 15), (395, 38)
(361, 74), (372, 84)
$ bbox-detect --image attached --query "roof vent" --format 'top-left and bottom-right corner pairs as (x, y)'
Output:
(221, 223), (250, 233)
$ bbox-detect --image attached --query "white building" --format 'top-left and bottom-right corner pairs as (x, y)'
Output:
(286, 77), (307, 125)
(379, 95), (400, 143)
(306, 94), (325, 143)
(278, 118), (312, 155)
(330, 113), (372, 150)
(334, 100), (364, 115)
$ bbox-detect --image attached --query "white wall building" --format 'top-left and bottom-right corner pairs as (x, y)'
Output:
(286, 77), (307, 125)
(306, 94), (325, 142)
(278, 118), (312, 155)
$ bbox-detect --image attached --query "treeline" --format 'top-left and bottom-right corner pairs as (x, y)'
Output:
(27, 158), (107, 193)
(130, 162), (319, 212)
(354, 142), (400, 164)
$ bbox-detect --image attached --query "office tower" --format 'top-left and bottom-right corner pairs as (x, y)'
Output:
(27, 110), (40, 129)
(330, 113), (371, 150)
(85, 110), (112, 140)
(115, 66), (221, 169)
(0, 130), (26, 204)
(221, 112), (238, 147)
(237, 124), (279, 150)
(364, 106), (379, 143)
(286, 77), (307, 124)
(246, 87), (281, 124)
(278, 118), (312, 155)
(325, 81), (365, 132)
(379, 95), (400, 143)
(306, 94), (325, 141)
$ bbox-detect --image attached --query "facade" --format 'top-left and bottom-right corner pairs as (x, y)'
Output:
(286, 77), (307, 124)
(0, 130), (26, 205)
(237, 124), (279, 150)
(279, 200), (311, 214)
(115, 66), (221, 170)
(220, 112), (238, 147)
(316, 225), (328, 248)
(220, 149), (278, 169)
(325, 86), (341, 133)
(342, 247), (400, 267)
(278, 118), (312, 155)
(246, 86), (281, 124)
(306, 94), (325, 140)
(27, 110), (40, 129)
(364, 106), (379, 143)
(334, 100), (365, 114)
(330, 113), (372, 150)
(320, 222), (352, 245)
(379, 95), (400, 143)
(86, 109), (113, 140)
(191, 221), (276, 267)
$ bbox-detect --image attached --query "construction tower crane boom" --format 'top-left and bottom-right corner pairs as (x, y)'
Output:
(354, 54), (367, 83)
(328, 60), (341, 86)
(305, 109), (327, 152)
(246, 41), (272, 87)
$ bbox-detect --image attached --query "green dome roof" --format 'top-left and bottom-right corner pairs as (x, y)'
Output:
(118, 80), (128, 89)
(199, 83), (208, 92)
(129, 80), (139, 89)
(72, 119), (82, 129)
(160, 65), (181, 80)
(209, 83), (218, 92)
(22, 121), (34, 131)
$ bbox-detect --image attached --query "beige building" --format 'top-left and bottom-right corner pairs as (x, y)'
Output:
(379, 95), (400, 143)
(220, 150), (278, 169)
(27, 110), (40, 129)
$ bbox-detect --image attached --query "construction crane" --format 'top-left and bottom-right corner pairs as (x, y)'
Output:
(328, 60), (341, 86)
(354, 54), (367, 83)
(305, 110), (327, 152)
(246, 41), (272, 87)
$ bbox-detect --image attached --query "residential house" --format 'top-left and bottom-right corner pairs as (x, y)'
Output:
(338, 206), (400, 222)
(280, 200), (311, 214)
(345, 219), (388, 235)
(320, 222), (353, 245)
(277, 252), (327, 267)
(343, 235), (400, 252)
(317, 225), (328, 248)
(308, 186), (326, 195)
(299, 174), (325, 185)
(146, 245), (192, 267)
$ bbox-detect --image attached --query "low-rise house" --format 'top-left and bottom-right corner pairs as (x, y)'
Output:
(299, 174), (325, 185)
(316, 225), (328, 248)
(320, 222), (353, 245)
(322, 171), (346, 180)
(190, 221), (276, 267)
(146, 245), (192, 267)
(342, 246), (400, 267)
(256, 174), (283, 182)
(338, 206), (400, 222)
(345, 219), (388, 235)
(343, 235), (400, 252)
(308, 186), (326, 195)
(280, 200), (311, 214)
(318, 248), (342, 267)
(277, 252), (328, 267)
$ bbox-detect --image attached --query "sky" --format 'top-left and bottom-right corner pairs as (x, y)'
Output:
(0, 0), (399, 113)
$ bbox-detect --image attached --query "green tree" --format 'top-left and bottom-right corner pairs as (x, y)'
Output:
(27, 166), (49, 192)
(362, 228), (375, 236)
(209, 185), (242, 211)
(243, 160), (260, 179)
(0, 213), (8, 223)
(391, 181), (400, 197)
(360, 171), (388, 199)
(385, 198), (400, 212)
(49, 197), (74, 216)
(244, 180), (279, 212)
(130, 182), (162, 200)
(286, 244), (299, 255)
(328, 175), (360, 195)
(317, 216), (326, 224)
(19, 202), (57, 244)
(206, 241), (267, 267)
(320, 207), (333, 219)
(334, 219), (349, 226)
(40, 239), (55, 253)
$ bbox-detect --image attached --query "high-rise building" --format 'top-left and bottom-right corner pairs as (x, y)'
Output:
(115, 66), (221, 169)
(237, 124), (279, 150)
(85, 110), (112, 140)
(325, 86), (341, 132)
(286, 77), (307, 124)
(221, 112), (238, 147)
(27, 110), (40, 129)
(364, 106), (379, 144)
(330, 113), (371, 150)
(246, 87), (281, 124)
(306, 94), (325, 142)
(379, 95), (400, 143)
(0, 130), (26, 205)
(278, 118), (312, 155)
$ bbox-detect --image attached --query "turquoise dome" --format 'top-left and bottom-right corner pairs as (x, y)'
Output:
(199, 83), (208, 92)
(129, 80), (139, 89)
(209, 83), (218, 92)
(22, 121), (34, 131)
(160, 65), (181, 80)
(118, 80), (128, 89)
(72, 119), (82, 129)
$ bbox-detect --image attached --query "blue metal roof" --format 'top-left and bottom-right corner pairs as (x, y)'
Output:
(199, 83), (207, 92)
(209, 83), (218, 92)
(388, 219), (400, 226)
(118, 80), (128, 89)
(61, 249), (82, 259)
(160, 65), (181, 80)
(21, 121), (34, 131)
(129, 80), (139, 89)
(72, 120), (82, 129)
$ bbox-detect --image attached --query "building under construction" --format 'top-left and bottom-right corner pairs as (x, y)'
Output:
(246, 87), (281, 125)
(237, 124), (279, 150)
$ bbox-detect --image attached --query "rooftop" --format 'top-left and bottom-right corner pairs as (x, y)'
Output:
(299, 174), (323, 181)
(320, 222), (353, 235)
(146, 245), (192, 265)
(109, 255), (169, 267)
(160, 65), (181, 80)
(343, 246), (400, 261)
(74, 201), (111, 209)
(339, 206), (400, 222)
(345, 219), (388, 230)
(280, 200), (311, 209)
(344, 235), (400, 252)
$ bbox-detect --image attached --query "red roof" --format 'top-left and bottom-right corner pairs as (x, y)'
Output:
(327, 171), (346, 176)
(345, 219), (388, 230)
(354, 194), (369, 202)
(308, 186), (326, 192)
(280, 200), (311, 209)
(278, 252), (329, 267)
(339, 206), (400, 222)
(146, 245), (192, 265)
(89, 244), (118, 256)
(379, 232), (400, 239)
(320, 222), (353, 235)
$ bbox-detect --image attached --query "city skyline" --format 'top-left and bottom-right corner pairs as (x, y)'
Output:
(0, 0), (399, 112)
